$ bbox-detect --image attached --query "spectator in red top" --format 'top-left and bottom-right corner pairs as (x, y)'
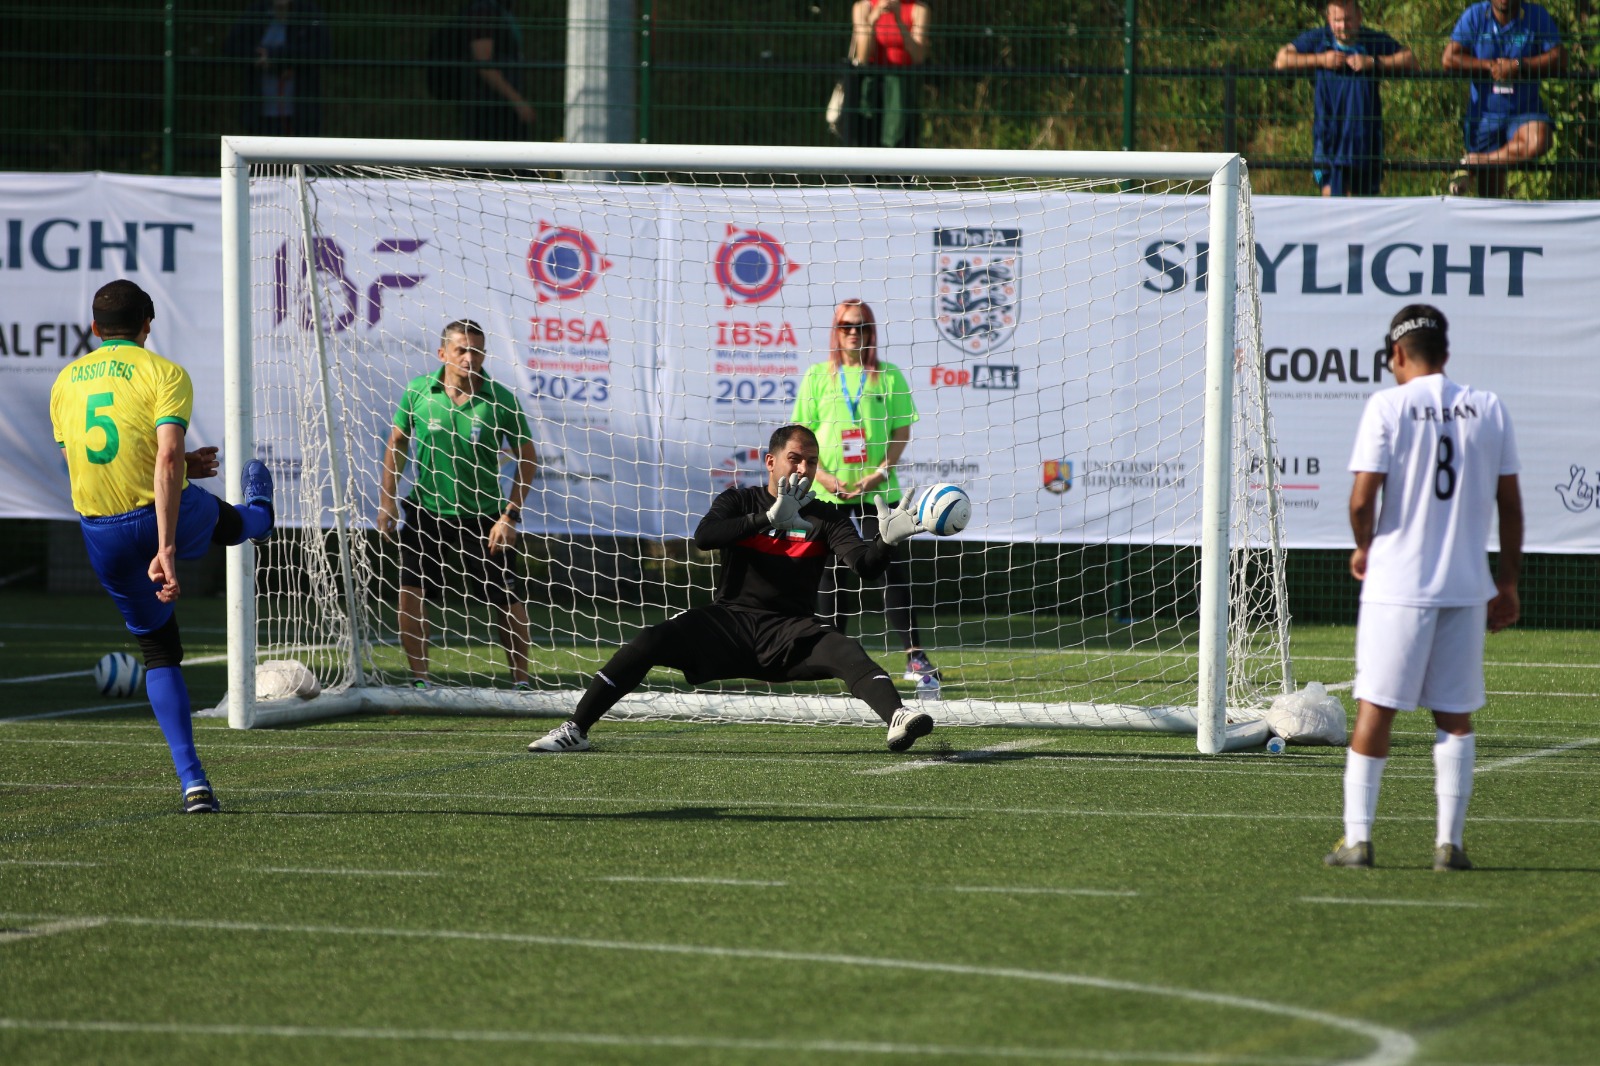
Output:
(847, 0), (930, 149)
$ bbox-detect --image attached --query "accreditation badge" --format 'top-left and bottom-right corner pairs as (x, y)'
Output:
(840, 427), (867, 465)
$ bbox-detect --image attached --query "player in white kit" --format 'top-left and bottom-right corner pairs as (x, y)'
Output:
(1326, 304), (1523, 871)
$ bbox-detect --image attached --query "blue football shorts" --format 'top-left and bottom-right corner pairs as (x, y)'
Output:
(1465, 111), (1550, 155)
(80, 483), (221, 635)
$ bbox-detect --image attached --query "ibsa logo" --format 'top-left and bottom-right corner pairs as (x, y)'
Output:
(714, 226), (801, 307)
(1043, 459), (1073, 494)
(929, 364), (1021, 389)
(526, 223), (610, 302)
(713, 446), (766, 490)
(1556, 465), (1600, 513)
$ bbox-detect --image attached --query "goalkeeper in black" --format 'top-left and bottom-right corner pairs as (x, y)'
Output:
(528, 424), (934, 753)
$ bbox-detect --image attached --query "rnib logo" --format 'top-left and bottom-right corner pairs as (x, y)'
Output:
(527, 223), (610, 302)
(713, 446), (766, 490)
(1556, 465), (1599, 512)
(714, 226), (801, 307)
(1043, 459), (1073, 495)
(934, 227), (1020, 355)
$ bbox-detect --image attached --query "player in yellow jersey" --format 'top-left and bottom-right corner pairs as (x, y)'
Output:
(49, 280), (277, 813)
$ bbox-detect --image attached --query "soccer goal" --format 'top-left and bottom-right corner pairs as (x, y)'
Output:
(220, 137), (1290, 753)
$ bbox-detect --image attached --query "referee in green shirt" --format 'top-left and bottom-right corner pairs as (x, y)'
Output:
(377, 320), (537, 689)
(792, 298), (937, 683)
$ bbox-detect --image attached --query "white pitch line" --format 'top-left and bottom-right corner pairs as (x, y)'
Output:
(947, 886), (1139, 899)
(0, 652), (230, 687)
(0, 860), (99, 868)
(859, 738), (1055, 775)
(0, 1018), (1354, 1064)
(0, 703), (148, 723)
(1478, 738), (1600, 773)
(0, 917), (107, 943)
(1488, 690), (1600, 698)
(0, 911), (1418, 1066)
(254, 868), (441, 878)
(1300, 897), (1486, 910)
(595, 876), (788, 887)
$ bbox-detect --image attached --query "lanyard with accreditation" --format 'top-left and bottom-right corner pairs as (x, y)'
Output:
(839, 370), (869, 470)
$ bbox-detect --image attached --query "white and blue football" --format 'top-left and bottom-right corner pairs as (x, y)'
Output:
(94, 652), (145, 698)
(916, 483), (972, 536)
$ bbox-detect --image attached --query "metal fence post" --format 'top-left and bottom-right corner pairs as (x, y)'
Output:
(1122, 0), (1137, 152)
(163, 0), (177, 175)
(639, 0), (652, 143)
(1223, 66), (1236, 153)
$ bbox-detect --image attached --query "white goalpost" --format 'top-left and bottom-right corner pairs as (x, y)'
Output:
(220, 136), (1291, 753)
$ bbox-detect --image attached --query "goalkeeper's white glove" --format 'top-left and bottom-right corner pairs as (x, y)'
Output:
(766, 472), (816, 533)
(876, 489), (925, 546)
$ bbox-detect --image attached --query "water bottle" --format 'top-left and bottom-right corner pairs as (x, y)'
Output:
(916, 673), (941, 702)
(1265, 734), (1287, 755)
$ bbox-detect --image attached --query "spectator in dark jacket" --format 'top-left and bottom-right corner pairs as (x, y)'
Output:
(1274, 1), (1417, 196)
(224, 0), (332, 137)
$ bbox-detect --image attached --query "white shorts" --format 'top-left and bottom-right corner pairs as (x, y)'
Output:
(1354, 601), (1487, 713)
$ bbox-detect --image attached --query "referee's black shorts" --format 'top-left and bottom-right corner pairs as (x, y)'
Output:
(648, 604), (886, 689)
(398, 501), (519, 607)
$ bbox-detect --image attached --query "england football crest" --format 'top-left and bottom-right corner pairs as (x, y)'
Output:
(934, 227), (1021, 355)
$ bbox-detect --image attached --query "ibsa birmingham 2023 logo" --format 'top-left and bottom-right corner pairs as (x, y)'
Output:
(934, 227), (1020, 355)
(714, 226), (802, 307)
(526, 222), (611, 302)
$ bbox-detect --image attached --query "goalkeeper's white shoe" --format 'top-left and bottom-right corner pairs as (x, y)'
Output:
(528, 720), (590, 753)
(886, 708), (934, 753)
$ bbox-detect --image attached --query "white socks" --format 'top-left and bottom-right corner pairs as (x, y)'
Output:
(1434, 730), (1476, 848)
(1343, 751), (1387, 845)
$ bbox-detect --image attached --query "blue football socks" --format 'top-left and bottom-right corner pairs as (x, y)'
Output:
(235, 502), (274, 545)
(145, 665), (205, 788)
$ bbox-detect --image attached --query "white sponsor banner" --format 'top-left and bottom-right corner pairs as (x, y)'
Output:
(3, 173), (1596, 554)
(0, 173), (223, 519)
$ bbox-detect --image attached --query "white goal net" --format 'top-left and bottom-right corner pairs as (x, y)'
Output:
(221, 139), (1290, 752)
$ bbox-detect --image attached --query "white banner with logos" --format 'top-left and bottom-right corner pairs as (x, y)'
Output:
(3, 173), (1596, 553)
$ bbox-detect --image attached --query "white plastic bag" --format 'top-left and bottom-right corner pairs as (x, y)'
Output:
(1265, 681), (1349, 746)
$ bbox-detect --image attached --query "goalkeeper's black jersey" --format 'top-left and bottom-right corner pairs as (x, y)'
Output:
(693, 485), (894, 619)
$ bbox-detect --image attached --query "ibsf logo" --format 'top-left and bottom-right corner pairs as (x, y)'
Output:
(1556, 465), (1600, 512)
(935, 227), (1020, 355)
(714, 226), (801, 307)
(1043, 459), (1073, 494)
(713, 446), (767, 490)
(527, 223), (610, 302)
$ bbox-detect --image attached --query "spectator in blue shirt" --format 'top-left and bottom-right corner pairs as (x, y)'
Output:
(1275, 1), (1416, 197)
(1443, 0), (1566, 198)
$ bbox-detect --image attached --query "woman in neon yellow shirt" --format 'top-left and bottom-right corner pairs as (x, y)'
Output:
(791, 299), (937, 683)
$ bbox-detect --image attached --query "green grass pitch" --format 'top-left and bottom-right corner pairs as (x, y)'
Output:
(2, 590), (1598, 1065)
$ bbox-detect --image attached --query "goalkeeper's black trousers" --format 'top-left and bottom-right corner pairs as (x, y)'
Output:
(815, 505), (921, 649)
(571, 604), (904, 732)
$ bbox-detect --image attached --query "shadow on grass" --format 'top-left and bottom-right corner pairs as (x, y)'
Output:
(238, 806), (939, 824)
